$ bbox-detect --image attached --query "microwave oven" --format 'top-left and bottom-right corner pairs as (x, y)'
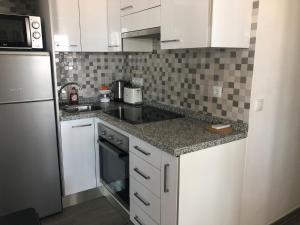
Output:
(0, 14), (43, 50)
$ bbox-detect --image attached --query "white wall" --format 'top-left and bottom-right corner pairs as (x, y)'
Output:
(241, 1), (300, 225)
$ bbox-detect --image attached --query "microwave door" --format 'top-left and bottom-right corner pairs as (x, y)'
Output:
(0, 15), (31, 49)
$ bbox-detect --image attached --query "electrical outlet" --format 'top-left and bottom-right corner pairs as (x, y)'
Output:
(213, 86), (223, 98)
(132, 78), (144, 87)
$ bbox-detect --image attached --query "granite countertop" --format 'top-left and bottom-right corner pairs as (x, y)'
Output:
(60, 102), (248, 157)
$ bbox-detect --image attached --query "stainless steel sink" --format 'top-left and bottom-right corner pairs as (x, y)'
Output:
(62, 104), (101, 113)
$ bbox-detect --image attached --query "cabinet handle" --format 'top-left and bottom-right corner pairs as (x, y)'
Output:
(134, 168), (150, 180)
(161, 39), (180, 43)
(134, 216), (144, 225)
(108, 45), (120, 48)
(56, 44), (78, 47)
(72, 124), (92, 128)
(134, 146), (151, 156)
(134, 192), (150, 206)
(164, 164), (170, 193)
(121, 5), (133, 10)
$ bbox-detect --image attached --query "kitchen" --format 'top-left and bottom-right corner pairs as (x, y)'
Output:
(0, 1), (300, 225)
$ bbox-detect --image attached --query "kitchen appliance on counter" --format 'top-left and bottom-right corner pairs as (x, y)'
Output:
(99, 89), (111, 103)
(98, 123), (129, 210)
(113, 80), (127, 102)
(124, 87), (142, 105)
(104, 105), (184, 125)
(0, 14), (43, 50)
(0, 52), (62, 217)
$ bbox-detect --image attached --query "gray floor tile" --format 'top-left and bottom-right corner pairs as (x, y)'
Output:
(42, 197), (131, 225)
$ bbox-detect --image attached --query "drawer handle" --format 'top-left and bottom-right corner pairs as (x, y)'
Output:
(134, 216), (144, 225)
(134, 192), (150, 206)
(134, 146), (151, 156)
(164, 164), (170, 193)
(134, 168), (150, 180)
(161, 39), (180, 43)
(121, 5), (133, 10)
(72, 124), (92, 128)
(108, 45), (120, 47)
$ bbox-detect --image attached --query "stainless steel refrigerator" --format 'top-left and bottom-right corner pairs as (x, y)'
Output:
(0, 52), (62, 217)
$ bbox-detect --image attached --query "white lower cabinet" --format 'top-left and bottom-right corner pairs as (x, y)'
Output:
(60, 118), (97, 196)
(130, 137), (246, 225)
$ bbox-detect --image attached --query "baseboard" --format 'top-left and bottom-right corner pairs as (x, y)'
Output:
(62, 187), (104, 208)
(271, 207), (300, 225)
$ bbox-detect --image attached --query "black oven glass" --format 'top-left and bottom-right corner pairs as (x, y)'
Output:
(0, 15), (29, 48)
(99, 139), (129, 209)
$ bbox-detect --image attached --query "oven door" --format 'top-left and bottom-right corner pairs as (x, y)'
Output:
(0, 14), (31, 49)
(99, 138), (129, 209)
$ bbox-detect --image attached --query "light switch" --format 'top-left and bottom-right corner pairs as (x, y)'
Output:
(254, 99), (264, 112)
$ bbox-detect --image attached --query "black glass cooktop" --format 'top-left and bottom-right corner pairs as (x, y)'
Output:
(104, 105), (184, 125)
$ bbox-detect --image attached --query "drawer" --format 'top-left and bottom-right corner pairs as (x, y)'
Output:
(121, 6), (161, 33)
(130, 153), (161, 197)
(131, 202), (158, 225)
(130, 178), (160, 223)
(130, 136), (161, 169)
(121, 0), (160, 16)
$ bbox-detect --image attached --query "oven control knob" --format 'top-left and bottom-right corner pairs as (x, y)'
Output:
(32, 31), (41, 39)
(108, 135), (114, 140)
(116, 140), (123, 145)
(32, 21), (40, 29)
(101, 131), (106, 136)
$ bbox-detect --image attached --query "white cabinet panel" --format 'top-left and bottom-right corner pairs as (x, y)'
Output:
(107, 0), (122, 52)
(79, 0), (108, 52)
(211, 0), (252, 48)
(51, 0), (81, 52)
(131, 178), (161, 224)
(61, 119), (97, 196)
(130, 153), (161, 197)
(121, 6), (160, 33)
(131, 202), (158, 225)
(130, 136), (162, 169)
(161, 0), (210, 49)
(121, 0), (160, 16)
(160, 152), (179, 225)
(161, 0), (252, 49)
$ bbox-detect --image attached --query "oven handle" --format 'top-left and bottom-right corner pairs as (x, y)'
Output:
(98, 139), (127, 158)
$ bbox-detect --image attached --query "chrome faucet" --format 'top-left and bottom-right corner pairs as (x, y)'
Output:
(58, 82), (81, 102)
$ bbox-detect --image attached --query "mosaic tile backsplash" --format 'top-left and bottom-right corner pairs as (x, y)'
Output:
(126, 2), (259, 122)
(56, 52), (126, 97)
(56, 0), (259, 123)
(0, 0), (36, 14)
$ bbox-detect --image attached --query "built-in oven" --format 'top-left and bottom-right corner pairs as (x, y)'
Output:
(0, 14), (43, 50)
(98, 123), (129, 210)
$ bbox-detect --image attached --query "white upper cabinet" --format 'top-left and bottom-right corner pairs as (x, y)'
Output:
(161, 0), (211, 49)
(51, 0), (81, 52)
(107, 0), (122, 52)
(161, 0), (253, 49)
(79, 0), (108, 52)
(210, 0), (252, 48)
(51, 0), (108, 52)
(120, 0), (161, 16)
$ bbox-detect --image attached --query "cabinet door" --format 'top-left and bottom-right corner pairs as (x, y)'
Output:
(51, 0), (81, 52)
(120, 0), (160, 16)
(61, 119), (96, 196)
(107, 0), (122, 52)
(161, 152), (179, 225)
(161, 0), (211, 49)
(79, 0), (108, 52)
(211, 0), (252, 48)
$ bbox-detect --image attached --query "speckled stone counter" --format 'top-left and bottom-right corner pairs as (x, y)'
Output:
(60, 102), (247, 157)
